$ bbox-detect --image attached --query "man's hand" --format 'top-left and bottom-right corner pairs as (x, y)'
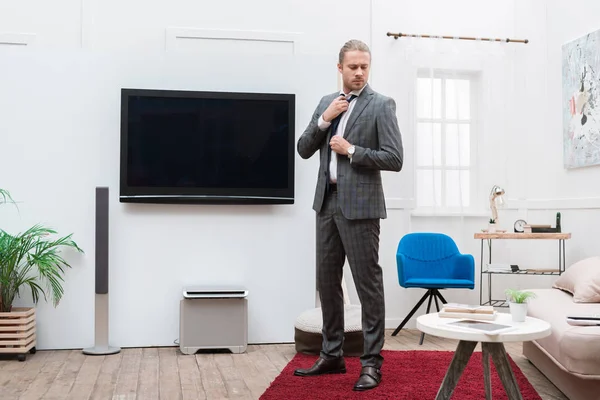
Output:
(330, 136), (351, 155)
(322, 95), (349, 122)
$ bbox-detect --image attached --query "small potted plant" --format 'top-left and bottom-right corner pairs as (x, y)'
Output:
(488, 218), (497, 233)
(505, 288), (536, 322)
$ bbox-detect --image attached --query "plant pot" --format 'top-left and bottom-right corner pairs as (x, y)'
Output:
(508, 302), (528, 322)
(0, 307), (37, 361)
(488, 223), (497, 233)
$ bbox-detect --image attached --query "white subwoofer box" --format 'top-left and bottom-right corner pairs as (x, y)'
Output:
(179, 287), (248, 354)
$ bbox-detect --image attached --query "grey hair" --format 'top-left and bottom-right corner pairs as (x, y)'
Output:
(338, 39), (371, 64)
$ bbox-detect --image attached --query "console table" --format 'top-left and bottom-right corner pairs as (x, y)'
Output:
(473, 232), (571, 307)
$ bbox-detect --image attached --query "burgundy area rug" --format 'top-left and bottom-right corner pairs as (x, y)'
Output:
(260, 350), (541, 400)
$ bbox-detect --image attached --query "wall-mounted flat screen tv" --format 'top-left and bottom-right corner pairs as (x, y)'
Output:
(119, 88), (295, 204)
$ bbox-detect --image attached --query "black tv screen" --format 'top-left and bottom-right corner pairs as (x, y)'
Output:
(119, 88), (295, 204)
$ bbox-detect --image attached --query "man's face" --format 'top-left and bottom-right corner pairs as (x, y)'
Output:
(338, 50), (370, 92)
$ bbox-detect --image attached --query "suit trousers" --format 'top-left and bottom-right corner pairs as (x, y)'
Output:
(316, 188), (385, 368)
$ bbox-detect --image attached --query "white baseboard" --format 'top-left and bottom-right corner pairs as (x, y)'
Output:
(385, 317), (417, 330)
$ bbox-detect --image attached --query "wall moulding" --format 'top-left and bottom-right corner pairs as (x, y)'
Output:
(165, 27), (302, 53)
(386, 197), (600, 211)
(0, 33), (35, 46)
(386, 198), (415, 210)
(504, 197), (600, 210)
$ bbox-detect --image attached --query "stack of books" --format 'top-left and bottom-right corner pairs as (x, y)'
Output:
(438, 302), (497, 320)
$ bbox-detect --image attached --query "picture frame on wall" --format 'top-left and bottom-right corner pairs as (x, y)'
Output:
(562, 28), (600, 169)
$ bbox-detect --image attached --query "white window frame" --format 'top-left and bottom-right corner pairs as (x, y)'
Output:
(413, 69), (481, 214)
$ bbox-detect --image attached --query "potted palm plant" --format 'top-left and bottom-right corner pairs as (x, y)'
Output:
(505, 288), (536, 322)
(0, 188), (83, 360)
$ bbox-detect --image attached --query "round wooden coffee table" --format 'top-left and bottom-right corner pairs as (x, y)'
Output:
(417, 312), (551, 400)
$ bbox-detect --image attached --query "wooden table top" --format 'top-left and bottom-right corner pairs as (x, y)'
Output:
(474, 232), (571, 240)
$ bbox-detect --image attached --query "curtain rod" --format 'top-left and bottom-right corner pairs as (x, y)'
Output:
(386, 32), (528, 44)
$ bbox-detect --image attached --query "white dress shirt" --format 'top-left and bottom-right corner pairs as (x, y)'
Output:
(317, 85), (366, 183)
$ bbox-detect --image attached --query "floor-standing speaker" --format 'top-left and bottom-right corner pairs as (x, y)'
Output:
(83, 187), (121, 355)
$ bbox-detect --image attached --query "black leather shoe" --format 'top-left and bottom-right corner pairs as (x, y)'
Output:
(353, 366), (381, 391)
(293, 357), (346, 376)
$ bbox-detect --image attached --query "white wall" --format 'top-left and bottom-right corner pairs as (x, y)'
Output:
(518, 0), (600, 200)
(0, 49), (331, 349)
(2, 0), (600, 349)
(0, 0), (370, 350)
(367, 0), (527, 328)
(368, 0), (600, 330)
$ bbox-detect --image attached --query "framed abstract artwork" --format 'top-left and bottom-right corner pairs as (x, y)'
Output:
(562, 28), (600, 169)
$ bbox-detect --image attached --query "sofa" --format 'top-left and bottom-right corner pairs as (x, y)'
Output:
(524, 257), (600, 400)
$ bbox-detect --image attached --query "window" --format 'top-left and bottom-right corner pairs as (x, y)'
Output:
(415, 70), (478, 211)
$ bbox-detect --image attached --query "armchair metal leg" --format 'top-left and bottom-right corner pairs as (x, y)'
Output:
(393, 288), (450, 343)
(391, 289), (432, 336)
(419, 293), (435, 345)
(435, 289), (448, 304)
(419, 289), (448, 345)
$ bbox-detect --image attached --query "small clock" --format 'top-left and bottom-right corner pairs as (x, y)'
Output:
(514, 219), (527, 233)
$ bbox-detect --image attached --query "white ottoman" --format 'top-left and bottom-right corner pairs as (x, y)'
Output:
(294, 304), (364, 356)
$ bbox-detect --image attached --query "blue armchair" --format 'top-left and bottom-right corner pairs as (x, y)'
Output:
(392, 232), (475, 344)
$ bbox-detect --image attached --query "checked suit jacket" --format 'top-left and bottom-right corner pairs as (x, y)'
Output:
(297, 84), (404, 220)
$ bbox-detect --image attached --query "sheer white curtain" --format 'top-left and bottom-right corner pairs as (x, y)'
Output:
(397, 35), (518, 243)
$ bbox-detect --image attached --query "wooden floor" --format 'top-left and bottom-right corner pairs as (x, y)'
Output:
(0, 329), (567, 400)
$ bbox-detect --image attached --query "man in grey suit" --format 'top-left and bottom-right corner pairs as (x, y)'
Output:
(293, 39), (403, 391)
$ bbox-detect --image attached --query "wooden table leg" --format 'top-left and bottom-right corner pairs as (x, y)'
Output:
(485, 342), (523, 400)
(435, 340), (478, 400)
(482, 343), (492, 400)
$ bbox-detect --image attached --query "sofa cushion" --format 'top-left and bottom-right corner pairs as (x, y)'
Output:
(553, 256), (600, 303)
(527, 288), (600, 378)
